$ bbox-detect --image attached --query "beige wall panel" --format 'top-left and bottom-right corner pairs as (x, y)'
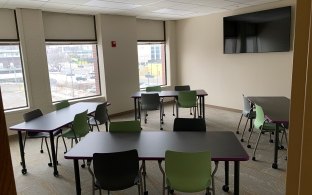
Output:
(136, 19), (164, 41)
(96, 15), (139, 114)
(176, 0), (295, 109)
(0, 9), (18, 40)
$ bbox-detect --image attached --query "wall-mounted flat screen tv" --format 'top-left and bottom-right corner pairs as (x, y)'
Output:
(223, 6), (291, 54)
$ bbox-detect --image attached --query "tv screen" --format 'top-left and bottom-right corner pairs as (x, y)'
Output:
(223, 6), (291, 54)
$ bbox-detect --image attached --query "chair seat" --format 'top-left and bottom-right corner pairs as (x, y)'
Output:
(243, 111), (256, 118)
(166, 177), (210, 193)
(95, 175), (140, 191)
(28, 129), (62, 138)
(88, 117), (101, 126)
(61, 128), (76, 138)
(260, 122), (285, 131)
(177, 102), (196, 108)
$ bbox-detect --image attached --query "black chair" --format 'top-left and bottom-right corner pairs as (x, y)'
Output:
(23, 109), (61, 167)
(88, 102), (110, 132)
(87, 149), (142, 195)
(140, 93), (164, 130)
(173, 118), (206, 132)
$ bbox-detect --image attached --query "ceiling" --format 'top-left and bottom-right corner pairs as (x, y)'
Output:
(0, 0), (284, 20)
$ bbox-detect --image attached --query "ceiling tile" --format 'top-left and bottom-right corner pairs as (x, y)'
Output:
(85, 0), (141, 9)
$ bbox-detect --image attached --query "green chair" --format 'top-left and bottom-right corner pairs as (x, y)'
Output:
(146, 86), (161, 92)
(175, 90), (198, 118)
(247, 104), (287, 161)
(88, 102), (110, 132)
(140, 93), (164, 130)
(164, 150), (217, 195)
(55, 100), (70, 110)
(109, 120), (141, 132)
(172, 85), (191, 116)
(56, 110), (90, 157)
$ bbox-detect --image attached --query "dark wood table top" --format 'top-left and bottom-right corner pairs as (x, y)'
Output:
(10, 102), (102, 132)
(131, 89), (208, 98)
(65, 131), (249, 161)
(248, 96), (290, 124)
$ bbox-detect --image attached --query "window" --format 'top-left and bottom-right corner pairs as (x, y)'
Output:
(0, 44), (27, 110)
(46, 44), (100, 102)
(137, 42), (166, 88)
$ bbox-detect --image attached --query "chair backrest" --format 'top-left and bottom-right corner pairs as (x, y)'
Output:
(141, 93), (160, 110)
(177, 90), (197, 107)
(173, 118), (206, 132)
(109, 120), (141, 132)
(23, 109), (43, 136)
(55, 100), (70, 110)
(94, 102), (109, 124)
(242, 95), (252, 116)
(146, 86), (161, 92)
(174, 85), (190, 91)
(165, 150), (211, 192)
(254, 104), (266, 129)
(72, 110), (90, 137)
(93, 149), (139, 191)
(23, 109), (43, 122)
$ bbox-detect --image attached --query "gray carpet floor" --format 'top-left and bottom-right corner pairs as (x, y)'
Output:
(9, 104), (288, 195)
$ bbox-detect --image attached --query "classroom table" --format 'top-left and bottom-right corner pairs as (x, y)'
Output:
(131, 89), (208, 120)
(65, 131), (249, 195)
(9, 102), (103, 176)
(248, 96), (290, 169)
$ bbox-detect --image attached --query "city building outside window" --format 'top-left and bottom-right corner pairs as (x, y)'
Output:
(137, 42), (166, 89)
(0, 44), (27, 110)
(46, 44), (100, 102)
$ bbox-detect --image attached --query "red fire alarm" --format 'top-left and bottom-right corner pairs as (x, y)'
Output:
(111, 41), (116, 47)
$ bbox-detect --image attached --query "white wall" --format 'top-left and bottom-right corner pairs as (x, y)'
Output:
(176, 0), (295, 110)
(96, 14), (140, 114)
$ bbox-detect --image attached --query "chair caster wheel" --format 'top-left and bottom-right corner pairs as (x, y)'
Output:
(48, 163), (53, 167)
(240, 139), (244, 142)
(144, 119), (147, 124)
(269, 140), (274, 143)
(222, 185), (229, 192)
(252, 157), (256, 161)
(22, 169), (27, 175)
(54, 171), (59, 177)
(81, 164), (85, 168)
(172, 114), (175, 116)
(247, 145), (251, 148)
(236, 131), (239, 134)
(64, 151), (67, 154)
(40, 149), (44, 153)
(144, 191), (148, 195)
(160, 128), (163, 130)
(272, 163), (278, 169)
(170, 189), (174, 194)
(279, 145), (284, 149)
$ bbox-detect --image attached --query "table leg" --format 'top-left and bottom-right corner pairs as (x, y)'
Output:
(142, 160), (147, 194)
(234, 161), (240, 195)
(158, 160), (165, 195)
(202, 96), (205, 119)
(272, 124), (279, 169)
(49, 132), (58, 176)
(199, 96), (202, 118)
(222, 161), (229, 192)
(74, 159), (81, 195)
(134, 98), (138, 120)
(18, 131), (27, 175)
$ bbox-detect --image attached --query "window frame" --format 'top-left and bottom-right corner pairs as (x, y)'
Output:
(45, 41), (102, 103)
(137, 40), (167, 89)
(0, 42), (28, 111)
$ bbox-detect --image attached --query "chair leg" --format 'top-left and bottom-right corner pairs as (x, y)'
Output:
(96, 124), (100, 132)
(62, 136), (68, 153)
(252, 130), (263, 161)
(176, 103), (179, 118)
(160, 106), (163, 130)
(247, 125), (254, 148)
(236, 114), (243, 134)
(40, 138), (44, 153)
(44, 137), (53, 166)
(172, 99), (175, 116)
(240, 118), (249, 142)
